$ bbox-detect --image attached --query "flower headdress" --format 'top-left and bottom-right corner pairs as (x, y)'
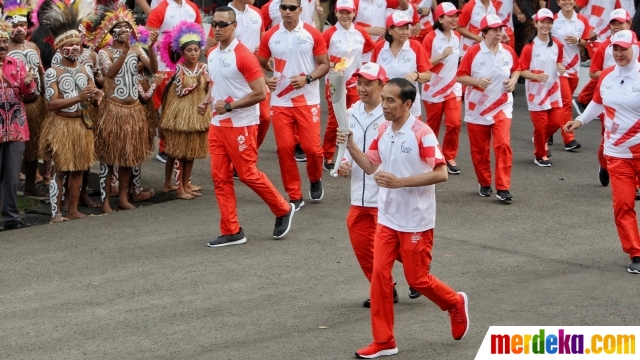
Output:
(38, 0), (96, 49)
(4, 0), (32, 24)
(91, 4), (138, 49)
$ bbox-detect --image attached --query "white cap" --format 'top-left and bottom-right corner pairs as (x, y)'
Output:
(386, 12), (412, 27)
(335, 0), (356, 12)
(353, 62), (388, 83)
(533, 8), (554, 22)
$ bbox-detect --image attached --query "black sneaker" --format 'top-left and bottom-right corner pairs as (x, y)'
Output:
(233, 168), (239, 180)
(564, 140), (581, 151)
(547, 135), (553, 146)
(363, 286), (399, 308)
(479, 185), (492, 197)
(636, 190), (640, 201)
(273, 203), (295, 239)
(156, 152), (168, 163)
(408, 287), (422, 299)
(628, 257), (640, 274)
(207, 228), (247, 247)
(309, 180), (324, 201)
(294, 144), (307, 162)
(572, 98), (588, 116)
(599, 167), (609, 186)
(3, 220), (29, 230)
(323, 159), (335, 171)
(496, 190), (513, 202)
(291, 199), (305, 211)
(534, 157), (552, 167)
(446, 160), (461, 174)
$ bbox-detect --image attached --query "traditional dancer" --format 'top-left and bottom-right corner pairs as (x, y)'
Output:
(93, 5), (158, 213)
(337, 78), (469, 358)
(0, 20), (38, 230)
(5, 0), (48, 197)
(158, 21), (209, 200)
(201, 7), (295, 246)
(38, 0), (103, 223)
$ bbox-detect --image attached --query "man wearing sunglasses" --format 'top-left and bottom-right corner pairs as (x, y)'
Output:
(261, 0), (316, 30)
(257, 0), (330, 210)
(200, 7), (295, 246)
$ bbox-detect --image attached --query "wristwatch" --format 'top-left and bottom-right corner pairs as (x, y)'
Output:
(225, 102), (232, 112)
(306, 74), (313, 84)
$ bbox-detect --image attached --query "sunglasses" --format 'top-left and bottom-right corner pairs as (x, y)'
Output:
(211, 20), (236, 29)
(280, 4), (299, 11)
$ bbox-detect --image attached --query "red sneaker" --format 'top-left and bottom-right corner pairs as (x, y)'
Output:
(449, 292), (470, 340)
(355, 340), (399, 358)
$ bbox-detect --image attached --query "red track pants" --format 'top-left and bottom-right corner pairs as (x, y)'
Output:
(370, 225), (459, 344)
(577, 77), (596, 105)
(424, 97), (462, 162)
(467, 119), (512, 191)
(271, 105), (323, 201)
(208, 124), (290, 235)
(559, 76), (578, 144)
(606, 156), (640, 259)
(323, 86), (359, 161)
(257, 92), (271, 149)
(530, 107), (563, 159)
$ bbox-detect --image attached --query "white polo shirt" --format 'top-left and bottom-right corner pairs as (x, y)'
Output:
(456, 41), (520, 125)
(257, 20), (327, 107)
(323, 23), (376, 86)
(494, 0), (514, 39)
(146, 0), (201, 71)
(552, 11), (590, 78)
(343, 101), (386, 208)
(371, 39), (432, 118)
(576, 0), (621, 42)
(421, 29), (462, 103)
(519, 37), (564, 111)
(354, 0), (398, 60)
(262, 0), (315, 29)
(208, 39), (264, 127)
(457, 0), (498, 56)
(580, 63), (640, 158)
(366, 117), (446, 232)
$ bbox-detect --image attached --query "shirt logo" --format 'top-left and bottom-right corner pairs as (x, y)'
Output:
(298, 37), (308, 45)
(400, 141), (412, 153)
(275, 40), (282, 44)
(237, 135), (247, 152)
(632, 84), (640, 92)
(611, 122), (619, 135)
(169, 14), (176, 19)
(373, 122), (379, 130)
(251, 17), (259, 24)
(603, 84), (613, 91)
(222, 59), (232, 68)
(402, 57), (411, 63)
(411, 233), (421, 242)
(479, 60), (487, 66)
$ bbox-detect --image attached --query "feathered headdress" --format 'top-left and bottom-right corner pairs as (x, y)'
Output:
(170, 21), (205, 51)
(91, 4), (138, 49)
(0, 22), (13, 38)
(38, 0), (96, 49)
(4, 0), (32, 24)
(30, 0), (46, 26)
(130, 25), (149, 48)
(157, 30), (177, 71)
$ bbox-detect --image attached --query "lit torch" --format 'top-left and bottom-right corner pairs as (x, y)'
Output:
(329, 57), (353, 177)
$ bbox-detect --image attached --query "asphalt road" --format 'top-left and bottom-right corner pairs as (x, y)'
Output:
(1, 82), (638, 360)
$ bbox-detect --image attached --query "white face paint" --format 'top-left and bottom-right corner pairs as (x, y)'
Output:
(62, 44), (82, 61)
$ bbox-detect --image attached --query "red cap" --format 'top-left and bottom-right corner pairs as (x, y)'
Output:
(353, 62), (388, 83)
(434, 2), (461, 19)
(611, 29), (637, 48)
(533, 8), (554, 22)
(610, 9), (631, 23)
(335, 0), (356, 12)
(386, 12), (411, 27)
(479, 14), (506, 30)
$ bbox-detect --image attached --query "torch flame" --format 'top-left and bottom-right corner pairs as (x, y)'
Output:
(334, 57), (354, 73)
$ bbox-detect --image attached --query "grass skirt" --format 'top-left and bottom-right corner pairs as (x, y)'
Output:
(164, 130), (208, 159)
(160, 82), (210, 132)
(23, 95), (48, 161)
(95, 99), (151, 167)
(38, 113), (95, 171)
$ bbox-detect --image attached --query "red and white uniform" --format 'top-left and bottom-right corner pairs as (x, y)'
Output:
(207, 39), (291, 235)
(261, 0), (316, 30)
(552, 11), (590, 79)
(354, 0), (400, 61)
(257, 20), (328, 201)
(414, 0), (435, 42)
(457, 0), (498, 55)
(494, 0), (514, 46)
(343, 101), (386, 281)
(366, 117), (459, 344)
(385, 5), (421, 36)
(208, 3), (264, 53)
(457, 41), (519, 191)
(577, 0), (621, 44)
(421, 29), (462, 162)
(579, 60), (640, 259)
(519, 36), (565, 160)
(371, 40), (432, 119)
(322, 23), (375, 161)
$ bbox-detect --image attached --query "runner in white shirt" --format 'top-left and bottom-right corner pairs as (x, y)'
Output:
(256, 0), (330, 209)
(456, 14), (520, 201)
(551, 0), (589, 151)
(199, 7), (295, 246)
(261, 0), (316, 29)
(337, 78), (469, 359)
(519, 8), (565, 167)
(371, 12), (432, 120)
(456, 0), (498, 56)
(321, 0), (376, 171)
(422, 2), (463, 174)
(575, 0), (621, 58)
(564, 30), (640, 274)
(354, 0), (405, 62)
